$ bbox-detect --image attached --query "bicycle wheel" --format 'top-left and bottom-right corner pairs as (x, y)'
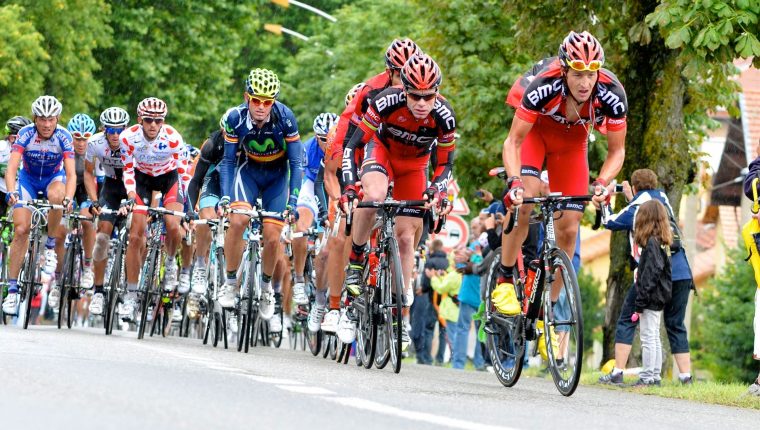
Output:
(307, 327), (322, 356)
(106, 242), (125, 335)
(57, 242), (75, 330)
(383, 237), (404, 374)
(22, 238), (41, 330)
(0, 242), (8, 325)
(374, 326), (390, 369)
(484, 252), (525, 387)
(137, 251), (157, 340)
(542, 249), (583, 396)
(356, 287), (377, 370)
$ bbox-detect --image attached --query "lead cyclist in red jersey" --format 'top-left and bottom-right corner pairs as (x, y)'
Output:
(498, 31), (627, 300)
(341, 53), (456, 346)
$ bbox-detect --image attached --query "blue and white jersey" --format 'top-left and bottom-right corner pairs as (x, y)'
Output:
(303, 136), (324, 183)
(12, 124), (74, 178)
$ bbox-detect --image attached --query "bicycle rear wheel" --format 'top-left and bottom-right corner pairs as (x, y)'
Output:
(544, 249), (583, 397)
(57, 242), (76, 330)
(484, 251), (525, 387)
(106, 242), (125, 335)
(384, 237), (404, 374)
(356, 287), (377, 369)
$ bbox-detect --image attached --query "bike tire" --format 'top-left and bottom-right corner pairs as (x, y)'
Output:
(385, 237), (404, 374)
(357, 288), (377, 370)
(22, 238), (41, 330)
(544, 249), (583, 397)
(137, 254), (156, 340)
(307, 328), (322, 356)
(484, 250), (525, 387)
(57, 243), (75, 329)
(106, 242), (125, 335)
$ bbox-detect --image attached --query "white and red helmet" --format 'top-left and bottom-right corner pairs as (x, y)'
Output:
(137, 97), (168, 119)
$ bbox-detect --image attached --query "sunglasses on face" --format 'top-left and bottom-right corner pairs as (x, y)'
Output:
(566, 59), (602, 72)
(406, 91), (437, 102)
(316, 134), (328, 143)
(105, 127), (125, 135)
(247, 94), (275, 107)
(141, 117), (164, 125)
(72, 131), (93, 140)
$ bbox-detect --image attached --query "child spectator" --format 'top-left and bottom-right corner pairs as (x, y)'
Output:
(631, 200), (673, 387)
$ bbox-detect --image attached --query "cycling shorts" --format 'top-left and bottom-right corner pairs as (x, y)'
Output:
(98, 176), (127, 224)
(296, 178), (318, 219)
(231, 160), (286, 222)
(16, 169), (66, 207)
(520, 116), (589, 212)
(133, 169), (180, 214)
(74, 183), (91, 209)
(199, 170), (221, 210)
(360, 138), (427, 204)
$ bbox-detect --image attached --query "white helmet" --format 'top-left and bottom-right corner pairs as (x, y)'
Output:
(100, 107), (130, 127)
(313, 112), (338, 136)
(31, 95), (63, 117)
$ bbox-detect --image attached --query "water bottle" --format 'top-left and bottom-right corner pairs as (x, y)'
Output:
(523, 260), (540, 314)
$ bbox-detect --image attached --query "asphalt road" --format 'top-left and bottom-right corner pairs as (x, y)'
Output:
(1, 324), (758, 430)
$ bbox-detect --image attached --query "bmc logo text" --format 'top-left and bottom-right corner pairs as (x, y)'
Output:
(597, 84), (626, 115)
(526, 80), (562, 106)
(386, 127), (436, 145)
(376, 92), (403, 112)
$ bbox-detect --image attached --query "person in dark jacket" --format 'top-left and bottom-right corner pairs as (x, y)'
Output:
(630, 199), (673, 386)
(411, 239), (449, 365)
(599, 169), (694, 385)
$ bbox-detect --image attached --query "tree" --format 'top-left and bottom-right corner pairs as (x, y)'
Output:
(283, 0), (424, 133)
(15, 0), (112, 118)
(694, 246), (760, 382)
(0, 4), (48, 122)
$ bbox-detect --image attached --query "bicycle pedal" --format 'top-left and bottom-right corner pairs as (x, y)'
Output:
(483, 323), (498, 335)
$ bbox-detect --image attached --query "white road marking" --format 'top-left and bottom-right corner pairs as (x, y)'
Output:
(276, 385), (335, 395)
(322, 396), (520, 430)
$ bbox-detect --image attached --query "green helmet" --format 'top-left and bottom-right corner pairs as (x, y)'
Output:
(245, 68), (280, 98)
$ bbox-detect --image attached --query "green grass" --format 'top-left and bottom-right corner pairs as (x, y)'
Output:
(581, 371), (760, 410)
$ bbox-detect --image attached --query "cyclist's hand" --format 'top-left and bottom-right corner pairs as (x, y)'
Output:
(340, 184), (359, 215)
(62, 197), (73, 213)
(591, 179), (610, 209)
(89, 200), (101, 216)
(217, 195), (230, 216)
(118, 198), (134, 217)
(502, 176), (524, 209)
(283, 206), (298, 225)
(6, 192), (19, 207)
(184, 210), (198, 232)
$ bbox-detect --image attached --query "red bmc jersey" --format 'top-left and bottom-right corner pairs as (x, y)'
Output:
(330, 72), (391, 162)
(506, 57), (628, 133)
(345, 86), (456, 189)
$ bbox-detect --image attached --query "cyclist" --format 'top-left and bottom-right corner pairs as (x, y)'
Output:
(341, 53), (456, 347)
(291, 112), (338, 306)
(84, 107), (130, 316)
(217, 68), (303, 322)
(178, 143), (200, 296)
(497, 31), (627, 305)
(1, 116), (32, 215)
(2, 96), (77, 315)
(119, 97), (191, 320)
(319, 39), (420, 334)
(187, 120), (226, 296)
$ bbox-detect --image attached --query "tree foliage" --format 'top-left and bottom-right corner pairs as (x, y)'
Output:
(0, 4), (48, 121)
(694, 246), (760, 382)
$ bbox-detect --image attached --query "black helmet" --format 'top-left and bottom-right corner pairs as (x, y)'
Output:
(5, 116), (32, 135)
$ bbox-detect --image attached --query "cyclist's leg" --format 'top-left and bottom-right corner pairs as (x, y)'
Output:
(6, 203), (31, 311)
(390, 158), (426, 305)
(93, 178), (123, 288)
(77, 184), (95, 265)
(352, 139), (390, 248)
(161, 179), (183, 261)
(500, 125), (544, 278)
(294, 179), (317, 280)
(222, 163), (258, 304)
(45, 175), (67, 275)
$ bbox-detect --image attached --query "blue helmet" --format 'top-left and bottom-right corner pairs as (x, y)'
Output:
(313, 112), (338, 136)
(67, 113), (96, 134)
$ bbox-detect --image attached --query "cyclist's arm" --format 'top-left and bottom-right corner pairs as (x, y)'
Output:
(314, 162), (328, 218)
(187, 157), (210, 210)
(285, 137), (304, 207)
(219, 133), (238, 200)
(323, 155), (342, 200)
(84, 160), (98, 202)
(502, 116), (534, 178)
(597, 128), (626, 184)
(63, 157), (77, 200)
(120, 141), (137, 199)
(5, 152), (21, 196)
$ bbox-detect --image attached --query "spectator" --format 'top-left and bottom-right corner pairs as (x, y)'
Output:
(432, 261), (462, 365)
(630, 200), (673, 386)
(411, 239), (448, 365)
(599, 168), (694, 385)
(740, 148), (760, 396)
(451, 218), (485, 370)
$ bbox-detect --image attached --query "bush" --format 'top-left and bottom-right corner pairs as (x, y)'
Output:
(578, 267), (604, 354)
(695, 246), (760, 382)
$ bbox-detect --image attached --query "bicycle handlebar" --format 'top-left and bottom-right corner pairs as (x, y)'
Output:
(503, 194), (603, 235)
(345, 199), (430, 236)
(16, 200), (65, 211)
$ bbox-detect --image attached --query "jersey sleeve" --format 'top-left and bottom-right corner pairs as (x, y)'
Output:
(59, 129), (75, 159)
(596, 69), (628, 132)
(282, 108), (303, 203)
(506, 58), (562, 124)
(120, 133), (137, 195)
(432, 98), (457, 191)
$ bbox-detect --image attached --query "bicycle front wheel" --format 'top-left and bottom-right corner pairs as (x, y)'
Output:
(543, 249), (584, 397)
(383, 237), (404, 374)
